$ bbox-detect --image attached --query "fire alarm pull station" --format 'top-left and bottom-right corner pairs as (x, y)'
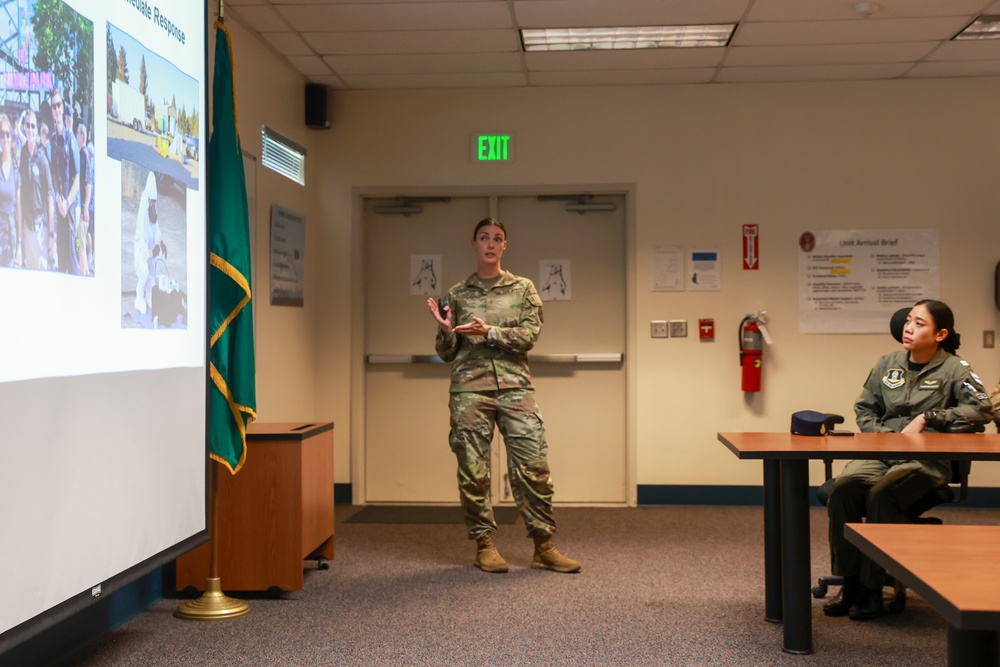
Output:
(699, 319), (715, 342)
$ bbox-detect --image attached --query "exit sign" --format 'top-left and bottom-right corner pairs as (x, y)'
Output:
(472, 133), (514, 162)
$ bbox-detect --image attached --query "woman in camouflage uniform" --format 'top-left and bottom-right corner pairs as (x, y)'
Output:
(823, 300), (994, 620)
(427, 217), (580, 574)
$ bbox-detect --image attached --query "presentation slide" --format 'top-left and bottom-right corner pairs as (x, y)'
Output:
(0, 0), (206, 648)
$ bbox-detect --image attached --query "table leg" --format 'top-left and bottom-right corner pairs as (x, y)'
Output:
(763, 460), (782, 623)
(947, 626), (999, 667)
(780, 459), (812, 655)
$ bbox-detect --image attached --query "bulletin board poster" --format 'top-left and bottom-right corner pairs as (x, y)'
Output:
(798, 229), (939, 334)
(270, 205), (306, 307)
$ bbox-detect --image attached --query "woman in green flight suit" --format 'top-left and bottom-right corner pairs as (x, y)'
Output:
(426, 217), (580, 574)
(823, 299), (994, 620)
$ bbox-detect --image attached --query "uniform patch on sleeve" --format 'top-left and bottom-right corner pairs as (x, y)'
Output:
(971, 372), (983, 385)
(882, 368), (905, 389)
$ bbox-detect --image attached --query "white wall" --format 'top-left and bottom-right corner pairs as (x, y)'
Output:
(312, 80), (1000, 493)
(209, 17), (321, 423)
(217, 16), (1000, 494)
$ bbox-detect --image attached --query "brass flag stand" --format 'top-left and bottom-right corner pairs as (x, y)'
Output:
(175, 460), (249, 620)
(175, 0), (249, 620)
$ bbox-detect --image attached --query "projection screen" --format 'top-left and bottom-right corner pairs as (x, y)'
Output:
(0, 0), (207, 651)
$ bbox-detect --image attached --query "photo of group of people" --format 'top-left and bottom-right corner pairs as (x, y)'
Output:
(0, 0), (95, 276)
(0, 0), (197, 331)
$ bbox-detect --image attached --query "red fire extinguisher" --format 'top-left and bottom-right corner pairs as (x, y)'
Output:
(739, 312), (768, 392)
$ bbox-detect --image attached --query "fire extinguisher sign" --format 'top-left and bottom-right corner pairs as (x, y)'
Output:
(742, 224), (759, 270)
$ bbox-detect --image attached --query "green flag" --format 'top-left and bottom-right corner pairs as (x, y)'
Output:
(208, 20), (256, 474)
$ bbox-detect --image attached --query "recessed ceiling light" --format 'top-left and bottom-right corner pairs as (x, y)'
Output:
(954, 15), (1000, 40)
(520, 25), (737, 52)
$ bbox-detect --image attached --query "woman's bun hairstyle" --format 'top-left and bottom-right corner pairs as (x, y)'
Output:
(914, 299), (960, 354)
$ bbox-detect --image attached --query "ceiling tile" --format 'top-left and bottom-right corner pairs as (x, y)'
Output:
(286, 55), (335, 75)
(230, 0), (1000, 89)
(338, 72), (529, 89)
(525, 48), (724, 72)
(275, 2), (513, 32)
(906, 60), (1000, 77)
(261, 32), (314, 56)
(229, 5), (290, 33)
(271, 0), (482, 3)
(323, 52), (524, 75)
(927, 39), (1000, 61)
(305, 74), (348, 89)
(513, 0), (750, 27)
(302, 29), (520, 55)
(746, 0), (987, 22)
(717, 63), (912, 82)
(726, 42), (939, 67)
(734, 17), (971, 46)
(529, 68), (717, 86)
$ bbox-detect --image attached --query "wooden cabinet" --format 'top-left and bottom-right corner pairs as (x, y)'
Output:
(175, 422), (335, 592)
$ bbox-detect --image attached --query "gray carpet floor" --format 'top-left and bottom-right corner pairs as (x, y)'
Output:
(55, 505), (1000, 667)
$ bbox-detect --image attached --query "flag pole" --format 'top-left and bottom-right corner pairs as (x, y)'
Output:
(175, 0), (249, 619)
(175, 461), (249, 620)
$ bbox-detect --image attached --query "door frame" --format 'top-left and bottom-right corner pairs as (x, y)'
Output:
(349, 183), (638, 507)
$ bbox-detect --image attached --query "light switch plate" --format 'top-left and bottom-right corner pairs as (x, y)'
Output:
(651, 321), (668, 338)
(669, 320), (687, 338)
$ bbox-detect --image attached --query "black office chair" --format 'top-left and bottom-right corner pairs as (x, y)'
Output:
(812, 456), (972, 612)
(811, 306), (979, 612)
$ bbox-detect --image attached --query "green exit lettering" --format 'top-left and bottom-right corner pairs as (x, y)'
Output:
(477, 135), (510, 161)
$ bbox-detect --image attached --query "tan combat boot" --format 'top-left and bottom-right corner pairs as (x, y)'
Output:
(531, 535), (582, 573)
(474, 533), (509, 573)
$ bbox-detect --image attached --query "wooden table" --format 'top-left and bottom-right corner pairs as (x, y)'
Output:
(175, 422), (335, 593)
(847, 523), (1000, 667)
(717, 431), (1000, 655)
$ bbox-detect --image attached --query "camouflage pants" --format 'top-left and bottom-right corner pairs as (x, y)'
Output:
(448, 389), (556, 540)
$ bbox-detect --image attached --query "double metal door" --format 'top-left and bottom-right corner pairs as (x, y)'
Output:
(364, 193), (626, 505)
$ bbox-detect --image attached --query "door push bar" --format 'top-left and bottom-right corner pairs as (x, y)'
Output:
(366, 353), (623, 364)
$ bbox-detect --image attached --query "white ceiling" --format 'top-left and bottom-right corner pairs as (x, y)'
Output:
(223, 0), (1000, 89)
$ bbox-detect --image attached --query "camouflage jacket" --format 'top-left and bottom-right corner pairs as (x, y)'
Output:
(855, 348), (995, 433)
(435, 271), (543, 392)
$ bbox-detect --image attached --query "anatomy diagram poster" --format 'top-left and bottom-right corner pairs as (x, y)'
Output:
(798, 229), (939, 334)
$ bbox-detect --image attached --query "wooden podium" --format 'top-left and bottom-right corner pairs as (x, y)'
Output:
(175, 421), (335, 592)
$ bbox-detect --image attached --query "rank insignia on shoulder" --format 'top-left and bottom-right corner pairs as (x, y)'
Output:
(882, 368), (905, 389)
(960, 360), (970, 366)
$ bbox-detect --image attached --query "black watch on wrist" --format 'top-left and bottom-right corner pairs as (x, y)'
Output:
(923, 409), (939, 425)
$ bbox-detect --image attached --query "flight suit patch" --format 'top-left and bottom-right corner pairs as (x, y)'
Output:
(882, 368), (905, 389)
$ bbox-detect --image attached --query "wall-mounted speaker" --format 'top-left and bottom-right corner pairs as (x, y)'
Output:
(305, 83), (331, 129)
